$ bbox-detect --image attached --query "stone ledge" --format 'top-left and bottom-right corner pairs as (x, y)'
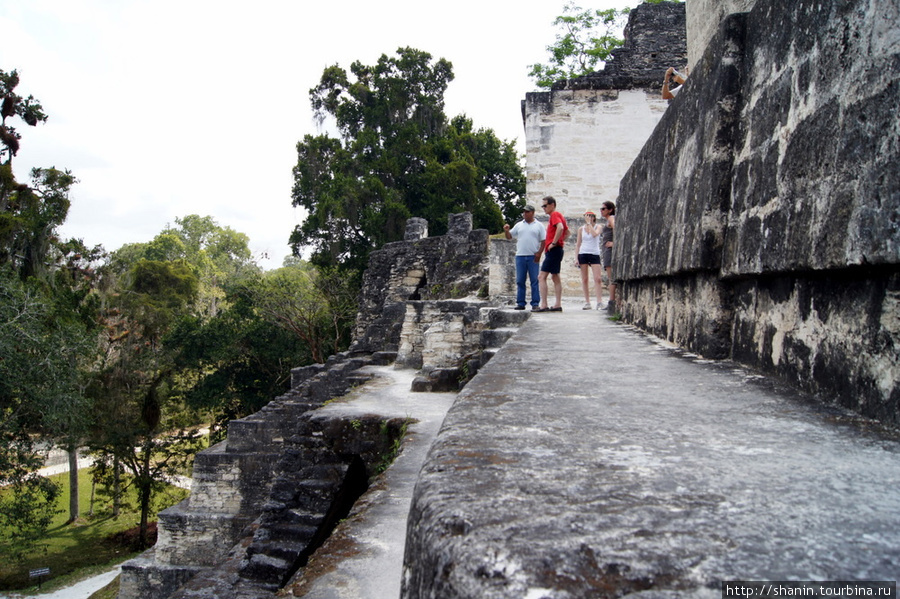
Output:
(401, 307), (900, 597)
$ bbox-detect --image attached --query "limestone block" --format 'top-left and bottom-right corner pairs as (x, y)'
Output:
(156, 503), (250, 566)
(730, 271), (900, 424)
(405, 217), (428, 240)
(613, 0), (900, 423)
(119, 552), (203, 599)
(488, 238), (516, 299)
(447, 212), (473, 238)
(722, 0), (900, 274)
(687, 0), (757, 69)
(397, 304), (428, 369)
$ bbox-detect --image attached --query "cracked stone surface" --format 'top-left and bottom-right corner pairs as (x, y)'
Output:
(402, 300), (900, 598)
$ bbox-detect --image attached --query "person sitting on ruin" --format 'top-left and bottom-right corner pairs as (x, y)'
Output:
(662, 66), (688, 100)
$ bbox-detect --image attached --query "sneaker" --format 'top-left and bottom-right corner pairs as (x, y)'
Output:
(606, 301), (617, 311)
(596, 303), (603, 310)
(582, 302), (591, 310)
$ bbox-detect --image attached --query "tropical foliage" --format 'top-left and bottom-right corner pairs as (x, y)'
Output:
(1, 68), (362, 558)
(528, 2), (630, 89)
(291, 47), (525, 271)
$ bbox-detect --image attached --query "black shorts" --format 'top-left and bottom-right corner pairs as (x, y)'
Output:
(541, 246), (564, 274)
(577, 253), (601, 265)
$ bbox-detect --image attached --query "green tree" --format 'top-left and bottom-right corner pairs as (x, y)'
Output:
(250, 263), (357, 365)
(0, 269), (96, 557)
(88, 258), (203, 547)
(1, 69), (76, 282)
(111, 215), (258, 319)
(1, 68), (102, 531)
(528, 2), (629, 89)
(291, 47), (525, 271)
(169, 260), (358, 439)
(1, 69), (47, 166)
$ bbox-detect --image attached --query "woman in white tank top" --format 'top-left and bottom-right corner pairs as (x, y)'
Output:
(574, 211), (603, 310)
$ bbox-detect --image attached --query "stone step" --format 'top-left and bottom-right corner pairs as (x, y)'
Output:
(345, 373), (374, 387)
(262, 522), (320, 543)
(224, 421), (281, 453)
(239, 548), (294, 583)
(371, 350), (398, 365)
(291, 363), (326, 388)
(284, 509), (327, 527)
(291, 477), (348, 513)
(246, 538), (308, 562)
(480, 348), (498, 363)
(481, 327), (517, 348)
(485, 306), (530, 328)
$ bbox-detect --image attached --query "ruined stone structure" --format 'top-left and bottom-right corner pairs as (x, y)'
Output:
(117, 1), (899, 596)
(522, 2), (686, 294)
(118, 352), (404, 599)
(117, 214), (527, 599)
(615, 0), (899, 424)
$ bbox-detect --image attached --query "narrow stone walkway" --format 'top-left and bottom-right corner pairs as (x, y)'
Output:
(402, 300), (900, 597)
(280, 366), (457, 598)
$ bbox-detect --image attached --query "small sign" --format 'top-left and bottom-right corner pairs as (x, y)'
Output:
(29, 567), (50, 578)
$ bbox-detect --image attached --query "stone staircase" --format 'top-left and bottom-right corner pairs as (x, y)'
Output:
(118, 299), (529, 599)
(118, 351), (389, 599)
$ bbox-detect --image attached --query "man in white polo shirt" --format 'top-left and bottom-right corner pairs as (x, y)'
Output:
(503, 204), (545, 310)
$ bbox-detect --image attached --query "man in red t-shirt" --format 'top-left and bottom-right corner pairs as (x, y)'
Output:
(536, 196), (568, 312)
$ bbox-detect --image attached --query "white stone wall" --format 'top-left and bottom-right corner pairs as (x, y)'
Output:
(524, 89), (669, 216)
(396, 303), (483, 371)
(523, 88), (670, 294)
(686, 0), (757, 69)
(488, 238), (516, 300)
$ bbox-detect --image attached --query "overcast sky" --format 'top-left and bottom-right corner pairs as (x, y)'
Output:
(1, 0), (628, 269)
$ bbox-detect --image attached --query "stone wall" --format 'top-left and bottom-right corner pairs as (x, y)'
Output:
(352, 212), (491, 354)
(522, 2), (686, 295)
(615, 0), (900, 424)
(686, 0), (757, 70)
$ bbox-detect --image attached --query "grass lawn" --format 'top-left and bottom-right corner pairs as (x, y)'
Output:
(0, 467), (189, 595)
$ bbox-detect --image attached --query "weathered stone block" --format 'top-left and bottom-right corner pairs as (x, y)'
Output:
(405, 217), (428, 241)
(118, 551), (204, 599)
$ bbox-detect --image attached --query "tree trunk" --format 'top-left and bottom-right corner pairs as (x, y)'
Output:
(67, 444), (79, 523)
(138, 447), (153, 548)
(113, 457), (121, 517)
(89, 475), (96, 517)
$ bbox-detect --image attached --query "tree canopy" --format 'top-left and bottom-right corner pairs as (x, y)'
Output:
(528, 2), (629, 89)
(291, 47), (525, 271)
(1, 69), (47, 166)
(0, 68), (103, 550)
